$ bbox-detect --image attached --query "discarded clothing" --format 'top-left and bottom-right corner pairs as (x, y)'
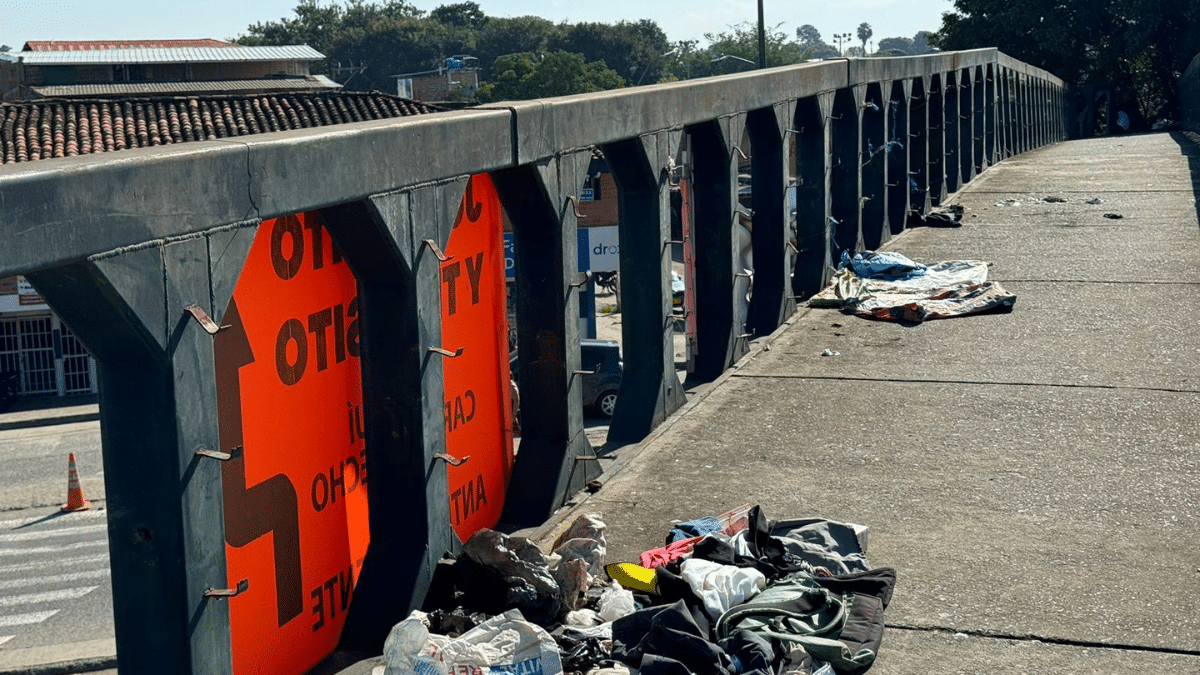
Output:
(640, 536), (706, 569)
(813, 255), (1016, 322)
(679, 559), (767, 621)
(691, 507), (869, 579)
(840, 250), (927, 280)
(669, 517), (723, 543)
(384, 609), (564, 675)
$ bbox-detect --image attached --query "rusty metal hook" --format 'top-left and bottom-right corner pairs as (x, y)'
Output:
(205, 579), (249, 599)
(434, 453), (469, 467)
(196, 446), (242, 462)
(184, 305), (228, 335)
(421, 239), (453, 263)
(428, 346), (464, 358)
(566, 195), (587, 219)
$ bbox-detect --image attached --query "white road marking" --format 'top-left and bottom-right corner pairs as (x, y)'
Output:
(0, 511), (107, 530)
(0, 587), (97, 607)
(0, 523), (108, 542)
(0, 541), (107, 557)
(0, 570), (108, 590)
(0, 611), (58, 627)
(0, 554), (107, 575)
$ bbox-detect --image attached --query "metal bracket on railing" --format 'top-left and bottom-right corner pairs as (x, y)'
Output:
(421, 239), (453, 262)
(196, 446), (242, 462)
(786, 127), (804, 135)
(184, 305), (228, 335)
(887, 182), (900, 188)
(736, 331), (754, 339)
(434, 453), (470, 467)
(428, 346), (464, 358)
(735, 272), (753, 279)
(569, 272), (591, 289)
(572, 366), (601, 377)
(576, 455), (601, 462)
(205, 579), (249, 599)
(567, 195), (587, 218)
(666, 239), (684, 245)
(826, 114), (842, 121)
(786, 241), (799, 253)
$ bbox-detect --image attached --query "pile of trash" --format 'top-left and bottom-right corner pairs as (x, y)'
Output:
(381, 506), (895, 675)
(810, 250), (1016, 322)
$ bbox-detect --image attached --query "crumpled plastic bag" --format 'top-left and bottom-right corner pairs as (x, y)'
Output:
(597, 582), (636, 622)
(383, 609), (564, 675)
(680, 558), (767, 621)
(549, 513), (607, 578)
(455, 529), (561, 625)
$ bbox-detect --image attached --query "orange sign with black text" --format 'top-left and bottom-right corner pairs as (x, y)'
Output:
(215, 212), (369, 675)
(440, 174), (514, 539)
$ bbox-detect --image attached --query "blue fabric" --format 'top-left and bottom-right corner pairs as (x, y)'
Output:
(668, 516), (722, 543)
(840, 250), (928, 280)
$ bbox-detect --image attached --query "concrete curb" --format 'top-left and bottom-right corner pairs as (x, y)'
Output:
(0, 413), (100, 433)
(0, 655), (115, 675)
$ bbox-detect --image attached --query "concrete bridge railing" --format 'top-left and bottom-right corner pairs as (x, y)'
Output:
(0, 48), (1065, 674)
(1183, 52), (1200, 132)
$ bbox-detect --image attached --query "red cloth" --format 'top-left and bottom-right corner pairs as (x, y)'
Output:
(639, 535), (704, 568)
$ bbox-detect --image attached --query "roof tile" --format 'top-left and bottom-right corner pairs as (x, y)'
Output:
(0, 91), (443, 164)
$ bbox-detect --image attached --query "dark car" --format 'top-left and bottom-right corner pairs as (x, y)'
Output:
(510, 339), (623, 419)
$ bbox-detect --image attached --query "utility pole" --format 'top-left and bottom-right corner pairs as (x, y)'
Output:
(756, 0), (767, 69)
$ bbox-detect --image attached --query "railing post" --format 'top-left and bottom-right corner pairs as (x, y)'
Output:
(928, 74), (947, 205)
(493, 158), (599, 524)
(26, 230), (255, 675)
(974, 65), (987, 175)
(746, 104), (797, 336)
(860, 81), (888, 250)
(907, 77), (931, 217)
(985, 64), (997, 166)
(959, 68), (975, 186)
(791, 94), (832, 300)
(830, 87), (862, 258)
(602, 135), (687, 443)
(886, 79), (911, 238)
(689, 117), (750, 380)
(323, 190), (461, 651)
(944, 70), (961, 195)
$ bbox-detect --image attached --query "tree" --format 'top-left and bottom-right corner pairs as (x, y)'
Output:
(475, 16), (560, 78)
(911, 31), (936, 54)
(856, 23), (873, 54)
(795, 24), (822, 47)
(935, 0), (1200, 126)
(430, 1), (486, 29)
(551, 20), (671, 85)
(876, 37), (914, 55)
(475, 50), (625, 101)
(705, 22), (809, 70)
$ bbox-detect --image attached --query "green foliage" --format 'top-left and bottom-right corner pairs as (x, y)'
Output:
(661, 22), (812, 80)
(474, 16), (561, 78)
(935, 0), (1200, 125)
(475, 51), (625, 102)
(856, 23), (873, 52)
(551, 20), (672, 85)
(430, 2), (487, 29)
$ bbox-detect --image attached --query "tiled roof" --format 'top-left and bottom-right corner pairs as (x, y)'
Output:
(24, 39), (236, 51)
(0, 92), (443, 165)
(31, 77), (341, 98)
(12, 46), (325, 65)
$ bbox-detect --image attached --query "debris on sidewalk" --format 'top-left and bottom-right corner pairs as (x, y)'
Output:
(1103, 213), (1124, 219)
(906, 204), (963, 228)
(809, 251), (1016, 322)
(381, 506), (895, 675)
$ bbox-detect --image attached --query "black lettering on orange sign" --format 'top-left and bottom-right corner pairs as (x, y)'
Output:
(347, 402), (366, 445)
(274, 299), (360, 386)
(440, 253), (485, 317)
(312, 451), (368, 513)
(310, 564), (356, 633)
(449, 474), (488, 525)
(216, 299), (305, 628)
(271, 217), (304, 280)
(443, 389), (476, 433)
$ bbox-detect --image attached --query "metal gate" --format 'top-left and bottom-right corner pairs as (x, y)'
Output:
(0, 316), (57, 395)
(60, 323), (92, 394)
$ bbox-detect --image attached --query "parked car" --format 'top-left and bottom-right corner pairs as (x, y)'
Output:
(510, 339), (623, 419)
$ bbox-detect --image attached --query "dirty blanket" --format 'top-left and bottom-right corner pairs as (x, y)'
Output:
(811, 252), (1016, 322)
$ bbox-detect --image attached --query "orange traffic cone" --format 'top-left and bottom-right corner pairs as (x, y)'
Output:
(61, 453), (91, 512)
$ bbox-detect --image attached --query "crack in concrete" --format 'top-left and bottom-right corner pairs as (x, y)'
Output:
(887, 623), (1200, 657)
(731, 372), (1200, 395)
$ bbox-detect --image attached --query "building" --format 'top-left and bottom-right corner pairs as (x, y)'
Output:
(393, 56), (480, 103)
(0, 87), (441, 400)
(0, 39), (338, 102)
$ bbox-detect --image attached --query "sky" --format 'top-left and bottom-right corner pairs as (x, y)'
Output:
(1, 0), (956, 54)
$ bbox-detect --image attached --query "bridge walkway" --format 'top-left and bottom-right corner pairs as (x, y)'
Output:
(535, 131), (1200, 673)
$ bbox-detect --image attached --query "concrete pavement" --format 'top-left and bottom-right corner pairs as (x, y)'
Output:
(535, 132), (1200, 673)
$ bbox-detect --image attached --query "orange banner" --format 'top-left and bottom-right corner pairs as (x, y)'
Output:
(441, 174), (514, 538)
(216, 212), (369, 675)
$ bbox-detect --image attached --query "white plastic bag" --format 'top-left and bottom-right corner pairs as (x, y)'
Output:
(597, 582), (636, 622)
(383, 609), (564, 675)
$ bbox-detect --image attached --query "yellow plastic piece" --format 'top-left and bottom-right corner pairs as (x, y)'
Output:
(605, 562), (659, 594)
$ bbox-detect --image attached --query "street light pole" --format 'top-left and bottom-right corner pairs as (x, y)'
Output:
(756, 0), (766, 69)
